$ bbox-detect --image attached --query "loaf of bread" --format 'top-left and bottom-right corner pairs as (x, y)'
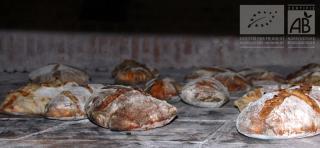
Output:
(184, 67), (234, 82)
(86, 85), (177, 131)
(145, 77), (181, 101)
(112, 60), (158, 85)
(185, 67), (250, 93)
(0, 81), (66, 115)
(213, 72), (251, 93)
(0, 81), (99, 120)
(44, 84), (101, 120)
(289, 71), (320, 86)
(180, 77), (229, 108)
(44, 83), (105, 120)
(237, 85), (320, 139)
(287, 63), (320, 80)
(238, 68), (286, 86)
(29, 64), (90, 85)
(234, 84), (291, 111)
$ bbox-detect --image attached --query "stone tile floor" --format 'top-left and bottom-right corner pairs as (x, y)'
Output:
(0, 71), (319, 148)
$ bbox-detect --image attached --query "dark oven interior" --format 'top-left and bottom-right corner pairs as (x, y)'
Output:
(0, 0), (319, 147)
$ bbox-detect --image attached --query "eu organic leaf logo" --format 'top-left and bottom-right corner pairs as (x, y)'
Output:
(248, 10), (278, 28)
(304, 11), (312, 18)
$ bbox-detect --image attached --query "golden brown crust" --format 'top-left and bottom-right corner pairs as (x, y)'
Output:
(94, 88), (131, 111)
(146, 78), (180, 101)
(234, 88), (263, 111)
(0, 83), (40, 113)
(112, 60), (156, 85)
(45, 107), (80, 118)
(259, 90), (290, 120)
(0, 95), (18, 112)
(194, 80), (222, 102)
(259, 89), (320, 120)
(0, 81), (89, 118)
(237, 85), (320, 137)
(215, 75), (250, 92)
(251, 89), (320, 135)
(298, 83), (312, 93)
(185, 67), (250, 92)
(150, 80), (167, 100)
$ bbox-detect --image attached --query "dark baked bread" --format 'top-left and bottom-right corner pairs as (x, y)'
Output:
(112, 60), (158, 85)
(86, 85), (177, 131)
(145, 77), (181, 101)
(185, 67), (250, 93)
(180, 77), (229, 108)
(213, 72), (251, 93)
(29, 64), (90, 85)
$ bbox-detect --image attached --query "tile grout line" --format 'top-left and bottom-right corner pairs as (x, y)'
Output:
(200, 120), (233, 148)
(175, 119), (227, 123)
(210, 120), (234, 143)
(9, 139), (205, 144)
(14, 119), (89, 140)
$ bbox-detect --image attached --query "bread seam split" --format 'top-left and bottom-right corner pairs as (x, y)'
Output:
(259, 89), (320, 120)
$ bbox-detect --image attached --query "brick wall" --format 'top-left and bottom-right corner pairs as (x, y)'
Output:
(0, 31), (319, 72)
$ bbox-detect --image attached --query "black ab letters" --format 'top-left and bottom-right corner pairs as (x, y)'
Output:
(289, 11), (312, 34)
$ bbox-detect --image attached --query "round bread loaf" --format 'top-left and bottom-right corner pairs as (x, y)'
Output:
(213, 72), (251, 93)
(180, 77), (229, 108)
(86, 85), (177, 131)
(29, 64), (89, 85)
(234, 84), (291, 111)
(145, 77), (181, 101)
(112, 60), (158, 85)
(0, 81), (93, 119)
(237, 85), (320, 139)
(238, 68), (286, 86)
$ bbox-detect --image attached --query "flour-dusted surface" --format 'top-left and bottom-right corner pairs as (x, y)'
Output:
(29, 64), (90, 85)
(0, 81), (93, 120)
(180, 77), (229, 108)
(85, 85), (177, 131)
(237, 91), (320, 139)
(0, 70), (320, 148)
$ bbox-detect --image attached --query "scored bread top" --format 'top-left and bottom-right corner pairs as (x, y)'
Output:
(237, 85), (320, 139)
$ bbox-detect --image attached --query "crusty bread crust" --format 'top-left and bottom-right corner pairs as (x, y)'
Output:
(237, 85), (320, 139)
(86, 86), (177, 131)
(112, 60), (157, 85)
